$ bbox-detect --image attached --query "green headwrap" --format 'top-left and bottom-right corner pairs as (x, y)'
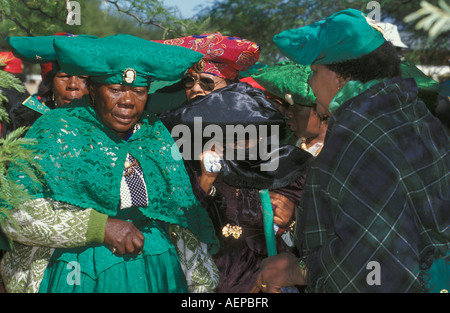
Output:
(6, 34), (97, 64)
(251, 60), (316, 106)
(273, 8), (386, 65)
(6, 34), (98, 84)
(53, 34), (203, 86)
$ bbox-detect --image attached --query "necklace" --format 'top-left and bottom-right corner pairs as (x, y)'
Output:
(300, 137), (307, 150)
(298, 137), (323, 157)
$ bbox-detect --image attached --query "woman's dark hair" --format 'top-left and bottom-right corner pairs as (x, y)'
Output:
(325, 41), (401, 83)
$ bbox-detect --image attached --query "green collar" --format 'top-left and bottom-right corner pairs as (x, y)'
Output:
(329, 79), (385, 114)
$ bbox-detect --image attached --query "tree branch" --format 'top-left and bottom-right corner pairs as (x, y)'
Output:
(18, 0), (66, 23)
(0, 11), (33, 36)
(104, 0), (185, 37)
(106, 0), (172, 32)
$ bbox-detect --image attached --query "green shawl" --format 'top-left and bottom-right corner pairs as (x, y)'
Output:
(7, 98), (218, 253)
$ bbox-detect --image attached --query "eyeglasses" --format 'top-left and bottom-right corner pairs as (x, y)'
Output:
(181, 75), (224, 92)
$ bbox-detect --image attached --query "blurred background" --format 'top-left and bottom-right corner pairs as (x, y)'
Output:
(0, 0), (448, 94)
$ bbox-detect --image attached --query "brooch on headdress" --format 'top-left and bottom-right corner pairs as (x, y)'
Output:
(193, 59), (206, 73)
(285, 94), (294, 105)
(123, 68), (136, 84)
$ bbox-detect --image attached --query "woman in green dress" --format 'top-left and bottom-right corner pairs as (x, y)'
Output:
(0, 34), (219, 293)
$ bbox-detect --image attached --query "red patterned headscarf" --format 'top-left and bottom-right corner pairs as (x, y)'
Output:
(0, 51), (23, 74)
(154, 32), (261, 80)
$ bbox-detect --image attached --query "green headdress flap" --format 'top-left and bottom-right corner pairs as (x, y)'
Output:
(53, 34), (203, 87)
(6, 34), (98, 63)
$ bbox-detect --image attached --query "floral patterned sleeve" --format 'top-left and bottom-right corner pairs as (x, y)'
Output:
(1, 198), (108, 248)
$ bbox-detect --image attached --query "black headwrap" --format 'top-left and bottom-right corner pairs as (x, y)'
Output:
(159, 82), (312, 189)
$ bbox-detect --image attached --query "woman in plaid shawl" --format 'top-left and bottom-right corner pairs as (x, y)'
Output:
(257, 9), (449, 293)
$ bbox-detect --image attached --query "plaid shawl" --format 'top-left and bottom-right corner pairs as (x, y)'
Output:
(297, 77), (450, 292)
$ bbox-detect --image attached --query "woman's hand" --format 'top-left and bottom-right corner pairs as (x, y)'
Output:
(256, 253), (307, 293)
(104, 218), (145, 255)
(269, 192), (295, 227)
(198, 150), (220, 193)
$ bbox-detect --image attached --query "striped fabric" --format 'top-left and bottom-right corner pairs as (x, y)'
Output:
(120, 124), (149, 209)
(297, 77), (450, 292)
(120, 154), (149, 209)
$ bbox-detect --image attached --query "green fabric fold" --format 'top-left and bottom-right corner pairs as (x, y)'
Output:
(329, 79), (385, 113)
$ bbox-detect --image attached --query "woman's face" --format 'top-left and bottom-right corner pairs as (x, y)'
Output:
(286, 104), (321, 139)
(183, 72), (228, 100)
(52, 72), (89, 106)
(90, 84), (148, 139)
(308, 64), (343, 118)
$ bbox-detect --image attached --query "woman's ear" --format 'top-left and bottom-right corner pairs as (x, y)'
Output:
(88, 83), (97, 105)
(336, 74), (350, 90)
(88, 84), (95, 98)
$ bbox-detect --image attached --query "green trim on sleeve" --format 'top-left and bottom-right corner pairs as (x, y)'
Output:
(86, 210), (108, 243)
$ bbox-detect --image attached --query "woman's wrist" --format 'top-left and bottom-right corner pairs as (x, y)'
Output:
(86, 210), (109, 244)
(276, 220), (296, 235)
(197, 173), (217, 194)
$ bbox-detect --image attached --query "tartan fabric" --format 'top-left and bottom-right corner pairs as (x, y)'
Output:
(297, 77), (450, 292)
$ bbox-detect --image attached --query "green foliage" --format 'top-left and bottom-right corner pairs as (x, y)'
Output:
(404, 0), (450, 39)
(0, 68), (25, 112)
(0, 66), (43, 223)
(75, 0), (164, 39)
(102, 0), (212, 38)
(0, 0), (165, 45)
(0, 0), (213, 47)
(0, 0), (68, 37)
(0, 128), (44, 212)
(0, 57), (25, 122)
